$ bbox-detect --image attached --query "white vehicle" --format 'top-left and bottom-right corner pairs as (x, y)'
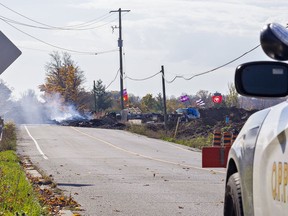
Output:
(224, 23), (288, 216)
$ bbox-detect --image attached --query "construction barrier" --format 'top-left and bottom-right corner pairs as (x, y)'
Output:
(223, 132), (232, 146)
(202, 146), (231, 168)
(213, 129), (222, 146)
(202, 129), (239, 168)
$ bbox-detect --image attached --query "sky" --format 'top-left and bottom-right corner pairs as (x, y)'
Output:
(0, 0), (287, 100)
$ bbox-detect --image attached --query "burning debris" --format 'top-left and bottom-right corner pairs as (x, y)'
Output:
(58, 115), (126, 130)
(43, 94), (127, 129)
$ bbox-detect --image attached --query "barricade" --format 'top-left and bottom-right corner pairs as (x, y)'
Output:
(223, 131), (232, 146)
(202, 145), (231, 168)
(213, 129), (222, 146)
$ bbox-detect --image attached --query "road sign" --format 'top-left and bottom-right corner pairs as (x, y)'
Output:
(0, 31), (21, 75)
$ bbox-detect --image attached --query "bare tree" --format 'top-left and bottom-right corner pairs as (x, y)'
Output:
(226, 83), (239, 108)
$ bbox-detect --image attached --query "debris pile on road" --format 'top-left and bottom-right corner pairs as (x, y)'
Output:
(57, 115), (126, 130)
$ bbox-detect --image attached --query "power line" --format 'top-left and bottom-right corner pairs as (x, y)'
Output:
(106, 68), (120, 89)
(0, 2), (117, 30)
(165, 44), (261, 83)
(2, 19), (118, 55)
(125, 71), (162, 81)
(0, 15), (119, 31)
(124, 44), (260, 83)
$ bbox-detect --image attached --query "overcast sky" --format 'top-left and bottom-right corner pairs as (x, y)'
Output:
(0, 0), (287, 99)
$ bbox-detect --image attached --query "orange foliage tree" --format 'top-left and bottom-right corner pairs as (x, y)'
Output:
(39, 52), (88, 110)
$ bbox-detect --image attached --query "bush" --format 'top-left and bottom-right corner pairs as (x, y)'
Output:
(0, 122), (17, 152)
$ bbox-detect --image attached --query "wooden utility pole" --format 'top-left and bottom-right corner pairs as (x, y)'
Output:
(93, 80), (97, 112)
(110, 8), (130, 110)
(161, 65), (168, 130)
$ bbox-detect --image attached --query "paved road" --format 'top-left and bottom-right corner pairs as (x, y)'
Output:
(17, 124), (226, 216)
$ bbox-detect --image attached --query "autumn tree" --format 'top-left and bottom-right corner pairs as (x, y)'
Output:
(127, 94), (141, 109)
(166, 96), (184, 113)
(140, 94), (157, 112)
(39, 51), (85, 109)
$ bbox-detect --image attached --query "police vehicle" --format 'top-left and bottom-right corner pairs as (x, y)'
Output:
(224, 23), (288, 216)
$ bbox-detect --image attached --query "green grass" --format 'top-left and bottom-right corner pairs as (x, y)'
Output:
(127, 124), (213, 149)
(163, 133), (213, 149)
(0, 151), (45, 216)
(0, 122), (46, 216)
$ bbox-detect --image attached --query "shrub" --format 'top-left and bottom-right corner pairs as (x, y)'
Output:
(0, 122), (17, 152)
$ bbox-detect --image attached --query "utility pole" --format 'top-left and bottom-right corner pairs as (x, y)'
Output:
(110, 8), (130, 110)
(161, 65), (168, 130)
(93, 80), (97, 112)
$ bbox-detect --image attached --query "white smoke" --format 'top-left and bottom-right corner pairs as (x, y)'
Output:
(5, 91), (90, 124)
(42, 93), (91, 123)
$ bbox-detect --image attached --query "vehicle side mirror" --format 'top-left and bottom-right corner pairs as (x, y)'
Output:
(235, 61), (288, 97)
(260, 23), (288, 61)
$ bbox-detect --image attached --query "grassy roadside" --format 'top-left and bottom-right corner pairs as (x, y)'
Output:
(0, 122), (46, 216)
(0, 151), (45, 215)
(0, 123), (81, 216)
(126, 124), (213, 149)
(0, 123), (45, 216)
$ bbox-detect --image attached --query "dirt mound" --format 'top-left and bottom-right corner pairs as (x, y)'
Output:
(175, 107), (258, 139)
(199, 107), (255, 125)
(57, 107), (258, 140)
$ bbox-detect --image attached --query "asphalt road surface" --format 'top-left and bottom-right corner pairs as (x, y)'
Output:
(17, 124), (226, 216)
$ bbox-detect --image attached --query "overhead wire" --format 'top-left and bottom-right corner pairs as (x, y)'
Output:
(125, 71), (162, 81)
(0, 15), (119, 31)
(123, 44), (260, 83)
(2, 19), (118, 55)
(165, 44), (261, 83)
(0, 2), (117, 30)
(106, 68), (120, 90)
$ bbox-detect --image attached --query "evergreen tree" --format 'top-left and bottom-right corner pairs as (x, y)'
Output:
(93, 80), (112, 112)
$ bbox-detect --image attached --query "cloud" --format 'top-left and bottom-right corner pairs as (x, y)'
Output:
(71, 0), (288, 34)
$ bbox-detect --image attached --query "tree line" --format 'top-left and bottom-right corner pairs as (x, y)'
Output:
(0, 51), (285, 123)
(38, 52), (285, 114)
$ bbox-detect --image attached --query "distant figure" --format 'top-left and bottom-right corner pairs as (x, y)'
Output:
(225, 115), (229, 124)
